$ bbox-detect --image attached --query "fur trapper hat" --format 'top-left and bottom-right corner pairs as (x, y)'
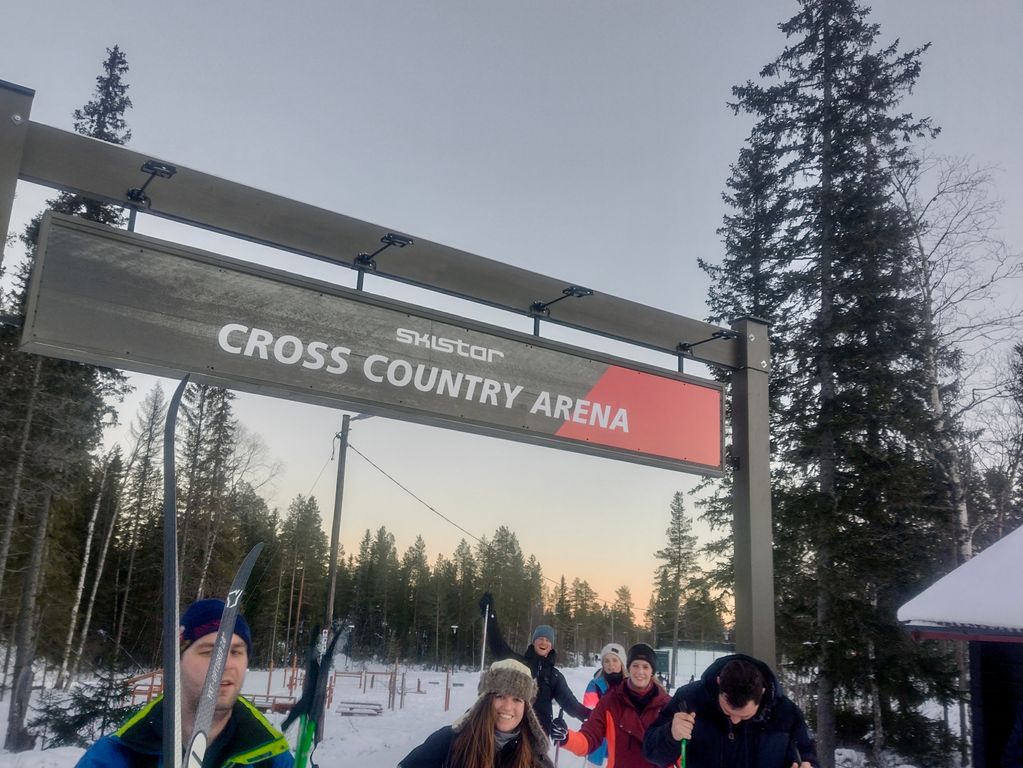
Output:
(454, 659), (549, 751)
(598, 642), (627, 671)
(478, 658), (537, 702)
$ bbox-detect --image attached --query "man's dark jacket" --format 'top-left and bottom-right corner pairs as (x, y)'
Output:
(484, 611), (589, 734)
(642, 654), (818, 768)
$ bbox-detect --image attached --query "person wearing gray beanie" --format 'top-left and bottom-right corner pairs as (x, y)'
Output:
(478, 592), (590, 736)
(399, 659), (554, 768)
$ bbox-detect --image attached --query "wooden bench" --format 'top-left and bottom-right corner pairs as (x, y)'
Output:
(335, 700), (384, 716)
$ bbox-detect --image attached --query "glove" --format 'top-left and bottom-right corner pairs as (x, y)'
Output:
(551, 717), (569, 745)
(478, 591), (494, 616)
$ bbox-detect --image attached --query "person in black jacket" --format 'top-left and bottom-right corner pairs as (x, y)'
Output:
(643, 653), (817, 768)
(479, 592), (589, 735)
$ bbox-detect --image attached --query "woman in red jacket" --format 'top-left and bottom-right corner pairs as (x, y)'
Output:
(551, 644), (670, 768)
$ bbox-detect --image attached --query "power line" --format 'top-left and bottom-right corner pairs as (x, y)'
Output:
(347, 441), (620, 606)
(347, 443), (484, 546)
(304, 453), (333, 499)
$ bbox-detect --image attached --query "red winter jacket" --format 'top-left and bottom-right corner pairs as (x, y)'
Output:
(563, 681), (670, 768)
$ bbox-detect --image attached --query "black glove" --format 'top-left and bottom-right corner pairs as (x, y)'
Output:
(478, 591), (494, 616)
(551, 717), (569, 745)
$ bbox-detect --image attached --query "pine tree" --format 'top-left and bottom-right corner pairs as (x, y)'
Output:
(346, 529), (375, 656)
(611, 586), (635, 647)
(451, 539), (478, 665)
(653, 492), (697, 684)
(397, 536), (431, 660)
(112, 385), (165, 664)
(280, 495), (329, 658)
(552, 576), (570, 649)
(715, 3), (950, 764)
(176, 383), (238, 598)
(30, 671), (133, 749)
(1, 45), (132, 752)
(367, 526), (399, 660)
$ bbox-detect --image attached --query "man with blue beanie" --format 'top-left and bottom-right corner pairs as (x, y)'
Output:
(479, 592), (590, 736)
(76, 598), (293, 767)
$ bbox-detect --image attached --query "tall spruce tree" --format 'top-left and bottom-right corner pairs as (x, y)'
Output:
(712, 3), (954, 764)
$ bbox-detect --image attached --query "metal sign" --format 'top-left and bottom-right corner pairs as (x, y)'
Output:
(23, 214), (725, 475)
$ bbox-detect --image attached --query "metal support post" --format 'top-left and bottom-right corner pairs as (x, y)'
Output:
(0, 81), (34, 271)
(730, 316), (776, 663)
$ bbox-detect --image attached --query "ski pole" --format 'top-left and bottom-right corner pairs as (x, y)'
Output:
(554, 707), (563, 767)
(678, 699), (689, 768)
(479, 603), (489, 673)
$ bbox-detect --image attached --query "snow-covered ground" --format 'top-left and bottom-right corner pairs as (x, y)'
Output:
(0, 649), (893, 767)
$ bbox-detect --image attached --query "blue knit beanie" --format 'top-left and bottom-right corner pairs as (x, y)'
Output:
(179, 598), (252, 655)
(531, 625), (556, 645)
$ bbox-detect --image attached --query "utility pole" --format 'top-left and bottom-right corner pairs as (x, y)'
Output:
(325, 415), (351, 630)
(325, 413), (372, 629)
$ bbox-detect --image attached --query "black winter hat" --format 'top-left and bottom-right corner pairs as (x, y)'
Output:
(626, 643), (657, 672)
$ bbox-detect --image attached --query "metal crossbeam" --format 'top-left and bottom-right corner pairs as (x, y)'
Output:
(1, 95), (739, 370)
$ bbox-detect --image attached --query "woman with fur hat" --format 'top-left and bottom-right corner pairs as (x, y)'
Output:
(479, 592), (590, 735)
(398, 659), (554, 768)
(551, 644), (670, 768)
(581, 643), (628, 767)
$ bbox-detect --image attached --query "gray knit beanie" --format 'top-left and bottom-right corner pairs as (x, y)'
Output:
(598, 642), (627, 671)
(531, 625), (556, 645)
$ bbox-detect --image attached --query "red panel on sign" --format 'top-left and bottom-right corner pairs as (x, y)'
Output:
(554, 365), (721, 467)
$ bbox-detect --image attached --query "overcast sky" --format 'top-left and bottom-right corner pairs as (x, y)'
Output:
(2, 1), (1021, 620)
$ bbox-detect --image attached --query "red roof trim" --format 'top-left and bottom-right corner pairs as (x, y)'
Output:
(908, 628), (1023, 644)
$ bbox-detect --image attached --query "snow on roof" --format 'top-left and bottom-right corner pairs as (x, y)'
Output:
(898, 522), (1023, 639)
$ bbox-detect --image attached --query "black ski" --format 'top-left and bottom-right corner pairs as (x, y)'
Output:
(162, 375), (189, 768)
(184, 542), (264, 768)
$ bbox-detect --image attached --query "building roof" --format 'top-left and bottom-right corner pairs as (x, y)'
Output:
(898, 523), (1023, 642)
